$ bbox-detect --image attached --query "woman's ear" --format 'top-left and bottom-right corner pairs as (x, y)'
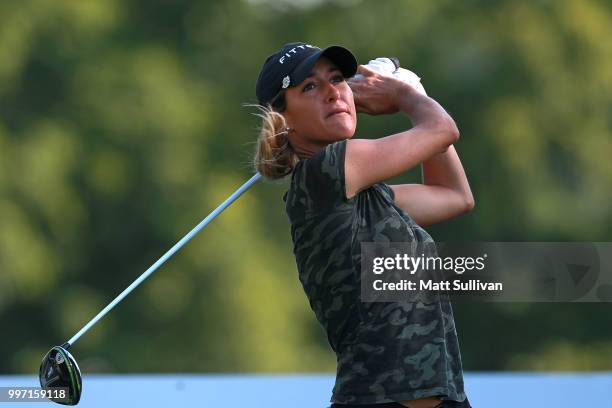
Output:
(280, 111), (293, 132)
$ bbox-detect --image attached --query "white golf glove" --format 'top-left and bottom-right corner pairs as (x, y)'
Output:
(353, 57), (427, 96)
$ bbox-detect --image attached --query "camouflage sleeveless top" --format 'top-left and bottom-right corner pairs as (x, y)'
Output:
(284, 140), (467, 405)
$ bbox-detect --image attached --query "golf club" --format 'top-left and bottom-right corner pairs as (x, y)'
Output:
(39, 172), (262, 405)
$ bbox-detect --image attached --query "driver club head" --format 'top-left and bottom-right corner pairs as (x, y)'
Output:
(39, 344), (82, 405)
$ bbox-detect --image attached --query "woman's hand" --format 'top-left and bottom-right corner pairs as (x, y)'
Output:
(348, 64), (414, 115)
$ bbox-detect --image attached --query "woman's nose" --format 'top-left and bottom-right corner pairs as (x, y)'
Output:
(322, 81), (341, 102)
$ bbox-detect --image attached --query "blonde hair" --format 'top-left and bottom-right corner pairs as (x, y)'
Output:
(251, 99), (300, 179)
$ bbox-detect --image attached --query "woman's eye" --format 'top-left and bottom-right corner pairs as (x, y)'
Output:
(302, 82), (316, 92)
(302, 74), (343, 92)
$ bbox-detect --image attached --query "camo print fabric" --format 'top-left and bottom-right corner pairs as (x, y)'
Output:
(284, 140), (467, 405)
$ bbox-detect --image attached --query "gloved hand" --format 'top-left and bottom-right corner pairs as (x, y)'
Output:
(353, 57), (427, 96)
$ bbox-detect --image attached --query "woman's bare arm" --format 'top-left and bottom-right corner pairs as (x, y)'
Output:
(345, 64), (474, 225)
(345, 65), (459, 198)
(390, 145), (474, 227)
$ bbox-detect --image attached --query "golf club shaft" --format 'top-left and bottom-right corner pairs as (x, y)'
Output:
(66, 172), (262, 347)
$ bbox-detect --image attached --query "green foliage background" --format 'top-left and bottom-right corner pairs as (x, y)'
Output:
(1, 0), (611, 374)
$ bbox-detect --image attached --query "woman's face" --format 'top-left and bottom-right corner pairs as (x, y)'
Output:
(283, 57), (357, 155)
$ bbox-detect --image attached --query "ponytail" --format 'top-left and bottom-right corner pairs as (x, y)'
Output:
(252, 95), (299, 179)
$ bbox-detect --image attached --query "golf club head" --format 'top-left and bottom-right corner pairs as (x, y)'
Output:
(39, 344), (82, 405)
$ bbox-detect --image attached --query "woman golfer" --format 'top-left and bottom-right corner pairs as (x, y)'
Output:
(253, 42), (474, 408)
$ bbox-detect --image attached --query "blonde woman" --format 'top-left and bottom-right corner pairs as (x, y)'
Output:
(254, 42), (474, 408)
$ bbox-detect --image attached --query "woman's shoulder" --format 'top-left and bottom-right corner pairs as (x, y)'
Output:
(290, 140), (348, 194)
(301, 140), (347, 174)
(284, 140), (353, 218)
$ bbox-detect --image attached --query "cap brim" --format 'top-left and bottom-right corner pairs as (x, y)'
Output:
(291, 45), (357, 86)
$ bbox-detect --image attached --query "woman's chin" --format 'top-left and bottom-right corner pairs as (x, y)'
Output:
(328, 129), (354, 142)
(328, 122), (356, 139)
